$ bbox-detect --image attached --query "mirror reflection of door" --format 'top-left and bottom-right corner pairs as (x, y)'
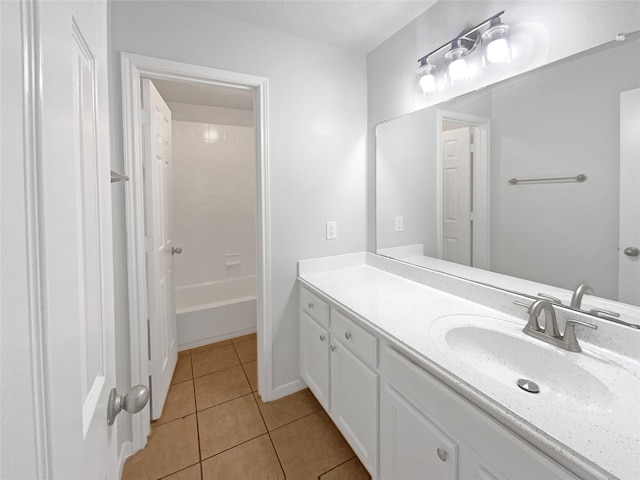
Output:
(439, 116), (489, 269)
(441, 125), (472, 265)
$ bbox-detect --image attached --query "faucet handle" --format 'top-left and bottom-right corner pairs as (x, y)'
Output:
(537, 293), (562, 305)
(562, 319), (598, 352)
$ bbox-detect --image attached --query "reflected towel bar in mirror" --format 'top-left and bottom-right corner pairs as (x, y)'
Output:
(508, 174), (587, 185)
(111, 170), (129, 183)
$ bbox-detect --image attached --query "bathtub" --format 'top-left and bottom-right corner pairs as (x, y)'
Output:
(175, 276), (257, 350)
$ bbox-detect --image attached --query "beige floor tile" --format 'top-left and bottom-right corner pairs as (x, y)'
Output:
(254, 388), (321, 431)
(155, 381), (196, 426)
(172, 356), (193, 385)
(186, 339), (234, 355)
(198, 393), (266, 459)
(270, 410), (354, 479)
(122, 415), (200, 480)
(233, 337), (257, 364)
(201, 434), (284, 480)
(191, 344), (240, 378)
(178, 349), (190, 358)
(161, 463), (202, 480)
(194, 366), (251, 411)
(242, 360), (258, 392)
(231, 332), (257, 344)
(320, 457), (371, 479)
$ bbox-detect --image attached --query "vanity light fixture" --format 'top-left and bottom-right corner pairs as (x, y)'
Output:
(417, 10), (509, 94)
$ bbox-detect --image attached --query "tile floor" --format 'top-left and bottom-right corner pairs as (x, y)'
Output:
(122, 333), (371, 479)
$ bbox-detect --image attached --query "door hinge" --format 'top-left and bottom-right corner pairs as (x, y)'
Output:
(145, 236), (154, 252)
(141, 109), (151, 126)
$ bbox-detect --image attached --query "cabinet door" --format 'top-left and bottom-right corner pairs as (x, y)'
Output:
(380, 383), (458, 480)
(300, 311), (330, 410)
(330, 340), (378, 475)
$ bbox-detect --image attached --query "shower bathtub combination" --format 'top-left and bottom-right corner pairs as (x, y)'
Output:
(175, 275), (257, 350)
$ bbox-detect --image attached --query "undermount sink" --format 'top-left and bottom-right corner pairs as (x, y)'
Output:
(429, 314), (637, 412)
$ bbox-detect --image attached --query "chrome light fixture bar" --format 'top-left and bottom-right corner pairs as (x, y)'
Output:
(417, 10), (508, 94)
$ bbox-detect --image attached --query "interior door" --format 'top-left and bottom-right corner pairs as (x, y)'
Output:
(36, 0), (119, 477)
(441, 126), (472, 265)
(142, 78), (178, 419)
(618, 88), (640, 306)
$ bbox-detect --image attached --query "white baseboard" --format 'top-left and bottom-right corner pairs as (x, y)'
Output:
(118, 440), (134, 479)
(268, 377), (307, 402)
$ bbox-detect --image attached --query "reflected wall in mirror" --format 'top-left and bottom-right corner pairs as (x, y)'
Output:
(376, 34), (640, 308)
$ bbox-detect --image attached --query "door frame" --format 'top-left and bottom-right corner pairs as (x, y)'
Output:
(436, 110), (491, 270)
(120, 53), (272, 450)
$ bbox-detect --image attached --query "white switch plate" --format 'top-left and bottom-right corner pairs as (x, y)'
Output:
(395, 216), (404, 232)
(326, 221), (337, 240)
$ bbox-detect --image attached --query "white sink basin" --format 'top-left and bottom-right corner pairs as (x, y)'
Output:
(429, 314), (639, 413)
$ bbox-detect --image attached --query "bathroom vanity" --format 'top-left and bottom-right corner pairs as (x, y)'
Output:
(298, 253), (640, 480)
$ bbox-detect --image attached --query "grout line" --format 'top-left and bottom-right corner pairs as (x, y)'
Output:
(157, 461), (201, 480)
(266, 407), (322, 433)
(192, 377), (203, 463)
(197, 391), (255, 415)
(247, 384), (286, 477)
(192, 361), (243, 381)
(199, 432), (270, 464)
(317, 455), (358, 478)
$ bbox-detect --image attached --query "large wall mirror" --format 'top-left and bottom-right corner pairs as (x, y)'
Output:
(376, 33), (640, 319)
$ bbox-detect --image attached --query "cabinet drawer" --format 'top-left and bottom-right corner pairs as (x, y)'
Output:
(300, 286), (329, 327)
(331, 308), (377, 367)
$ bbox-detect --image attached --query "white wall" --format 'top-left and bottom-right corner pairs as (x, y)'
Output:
(367, 0), (640, 248)
(172, 120), (257, 289)
(108, 1), (367, 434)
(167, 102), (253, 127)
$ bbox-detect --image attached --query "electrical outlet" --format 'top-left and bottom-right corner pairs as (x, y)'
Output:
(326, 221), (337, 240)
(395, 216), (404, 232)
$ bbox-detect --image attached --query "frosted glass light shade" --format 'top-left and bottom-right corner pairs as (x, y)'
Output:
(448, 57), (468, 81)
(486, 37), (509, 63)
(417, 63), (437, 94)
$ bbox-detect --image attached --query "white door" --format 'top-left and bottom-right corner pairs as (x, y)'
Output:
(36, 0), (119, 477)
(380, 384), (459, 479)
(299, 312), (330, 410)
(330, 340), (378, 474)
(142, 79), (178, 419)
(618, 88), (640, 306)
(442, 127), (472, 265)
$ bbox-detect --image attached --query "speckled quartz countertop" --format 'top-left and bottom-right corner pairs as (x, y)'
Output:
(298, 253), (640, 480)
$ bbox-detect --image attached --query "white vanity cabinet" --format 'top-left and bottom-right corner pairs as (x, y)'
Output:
(298, 285), (379, 476)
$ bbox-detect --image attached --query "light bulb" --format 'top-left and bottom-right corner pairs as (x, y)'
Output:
(417, 62), (437, 94)
(448, 57), (468, 81)
(486, 37), (509, 63)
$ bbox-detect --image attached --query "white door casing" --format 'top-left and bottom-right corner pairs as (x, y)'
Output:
(35, 0), (119, 477)
(120, 53), (270, 451)
(441, 126), (472, 266)
(142, 78), (178, 419)
(618, 88), (640, 306)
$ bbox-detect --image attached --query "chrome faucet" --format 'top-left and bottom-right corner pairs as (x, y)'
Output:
(570, 283), (594, 309)
(523, 299), (597, 352)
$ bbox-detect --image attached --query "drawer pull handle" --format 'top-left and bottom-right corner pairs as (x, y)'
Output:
(319, 335), (325, 342)
(344, 332), (352, 340)
(307, 302), (314, 309)
(436, 448), (448, 462)
(330, 345), (336, 352)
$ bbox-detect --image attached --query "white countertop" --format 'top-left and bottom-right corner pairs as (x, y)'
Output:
(298, 255), (640, 480)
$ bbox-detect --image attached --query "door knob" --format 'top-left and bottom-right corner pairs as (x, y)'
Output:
(171, 246), (183, 255)
(624, 247), (639, 257)
(107, 385), (149, 425)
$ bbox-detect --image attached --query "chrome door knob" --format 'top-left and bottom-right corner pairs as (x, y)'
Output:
(171, 246), (183, 255)
(624, 247), (639, 257)
(107, 385), (149, 425)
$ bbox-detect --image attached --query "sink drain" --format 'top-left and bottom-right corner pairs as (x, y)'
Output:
(517, 379), (540, 394)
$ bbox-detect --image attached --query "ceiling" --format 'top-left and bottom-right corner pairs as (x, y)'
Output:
(153, 79), (254, 110)
(181, 0), (438, 53)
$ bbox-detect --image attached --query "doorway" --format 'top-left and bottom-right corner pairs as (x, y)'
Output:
(121, 53), (271, 451)
(437, 110), (491, 270)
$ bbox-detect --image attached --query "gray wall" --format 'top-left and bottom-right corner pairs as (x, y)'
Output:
(367, 0), (640, 251)
(108, 1), (367, 454)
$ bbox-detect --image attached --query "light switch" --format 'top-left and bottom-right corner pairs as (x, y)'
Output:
(395, 216), (404, 232)
(326, 221), (337, 240)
